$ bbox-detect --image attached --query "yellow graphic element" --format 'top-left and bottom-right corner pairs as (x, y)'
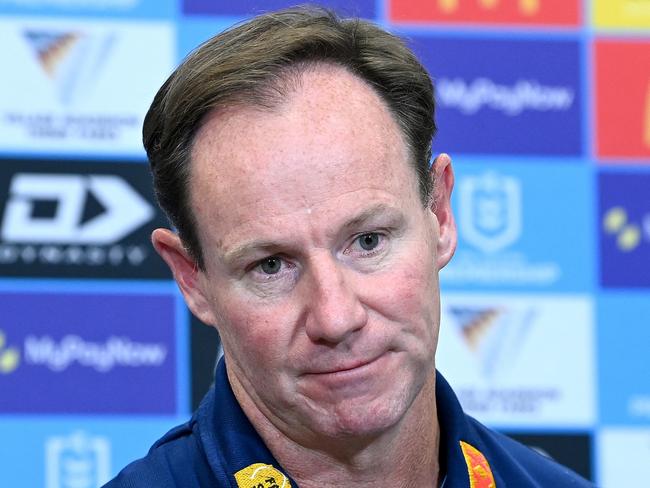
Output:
(24, 31), (81, 78)
(603, 206), (641, 252)
(0, 330), (20, 374)
(460, 441), (496, 488)
(643, 82), (650, 147)
(479, 0), (499, 9)
(459, 308), (500, 351)
(41, 33), (79, 78)
(234, 463), (291, 488)
(593, 0), (650, 28)
(438, 0), (539, 15)
(519, 0), (539, 15)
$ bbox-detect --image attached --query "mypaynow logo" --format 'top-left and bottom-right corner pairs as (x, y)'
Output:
(0, 292), (177, 414)
(412, 37), (581, 155)
(24, 335), (167, 372)
(437, 77), (574, 116)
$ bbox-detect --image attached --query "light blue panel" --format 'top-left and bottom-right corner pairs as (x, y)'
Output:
(440, 157), (595, 293)
(0, 417), (183, 486)
(0, 0), (177, 19)
(598, 292), (650, 425)
(596, 428), (650, 488)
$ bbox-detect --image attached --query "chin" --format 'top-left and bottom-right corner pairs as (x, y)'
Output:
(305, 381), (421, 440)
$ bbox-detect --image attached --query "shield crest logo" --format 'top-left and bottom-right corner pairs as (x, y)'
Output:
(459, 171), (522, 253)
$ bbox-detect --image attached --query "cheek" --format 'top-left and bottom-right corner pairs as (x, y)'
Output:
(374, 263), (437, 321)
(215, 296), (294, 369)
(367, 245), (440, 341)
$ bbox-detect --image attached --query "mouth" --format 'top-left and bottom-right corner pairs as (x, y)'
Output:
(303, 352), (389, 377)
(297, 352), (397, 398)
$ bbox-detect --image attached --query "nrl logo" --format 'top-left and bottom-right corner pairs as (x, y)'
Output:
(459, 171), (522, 254)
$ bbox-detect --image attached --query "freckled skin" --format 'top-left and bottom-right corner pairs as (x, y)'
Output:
(153, 64), (457, 486)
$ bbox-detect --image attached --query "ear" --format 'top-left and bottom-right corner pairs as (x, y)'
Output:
(428, 153), (457, 269)
(151, 228), (217, 326)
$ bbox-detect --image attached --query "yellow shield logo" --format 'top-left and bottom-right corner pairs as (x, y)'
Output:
(234, 463), (292, 488)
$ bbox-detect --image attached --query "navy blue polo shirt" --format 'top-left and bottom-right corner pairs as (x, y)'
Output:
(105, 359), (594, 487)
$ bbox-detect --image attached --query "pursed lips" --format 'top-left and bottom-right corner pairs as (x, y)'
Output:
(301, 352), (388, 376)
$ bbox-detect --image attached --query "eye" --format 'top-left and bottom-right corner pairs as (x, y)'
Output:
(259, 256), (282, 274)
(357, 233), (380, 251)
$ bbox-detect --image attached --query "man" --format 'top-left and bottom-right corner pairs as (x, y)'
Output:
(106, 6), (593, 487)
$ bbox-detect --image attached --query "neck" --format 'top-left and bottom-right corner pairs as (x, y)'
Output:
(237, 372), (441, 488)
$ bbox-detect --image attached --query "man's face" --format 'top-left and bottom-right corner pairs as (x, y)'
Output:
(174, 65), (454, 441)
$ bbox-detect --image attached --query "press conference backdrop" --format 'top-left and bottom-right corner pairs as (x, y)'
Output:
(0, 0), (648, 486)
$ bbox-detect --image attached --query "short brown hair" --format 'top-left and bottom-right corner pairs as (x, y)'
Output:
(143, 5), (436, 268)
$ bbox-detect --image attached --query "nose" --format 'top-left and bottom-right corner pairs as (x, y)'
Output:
(303, 254), (368, 344)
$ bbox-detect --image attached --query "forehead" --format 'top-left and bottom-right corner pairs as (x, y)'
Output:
(189, 65), (421, 248)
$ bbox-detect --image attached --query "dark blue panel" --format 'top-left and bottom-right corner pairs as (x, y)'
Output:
(409, 36), (582, 156)
(0, 292), (177, 414)
(599, 171), (650, 288)
(183, 0), (375, 18)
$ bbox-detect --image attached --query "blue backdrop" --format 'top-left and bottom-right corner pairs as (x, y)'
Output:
(0, 1), (648, 486)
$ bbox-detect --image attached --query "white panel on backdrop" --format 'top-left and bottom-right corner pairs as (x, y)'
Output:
(437, 293), (595, 427)
(0, 17), (174, 156)
(597, 428), (650, 488)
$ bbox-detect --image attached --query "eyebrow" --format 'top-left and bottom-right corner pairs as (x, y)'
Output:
(221, 203), (404, 265)
(338, 203), (403, 234)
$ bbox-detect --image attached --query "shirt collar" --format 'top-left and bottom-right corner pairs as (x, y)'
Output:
(193, 358), (295, 486)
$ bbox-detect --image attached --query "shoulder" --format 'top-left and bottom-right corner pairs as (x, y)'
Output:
(102, 421), (219, 488)
(467, 417), (595, 487)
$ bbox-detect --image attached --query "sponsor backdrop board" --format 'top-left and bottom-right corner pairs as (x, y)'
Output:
(441, 159), (594, 292)
(0, 159), (171, 279)
(0, 18), (174, 157)
(0, 1), (648, 486)
(437, 293), (595, 427)
(410, 36), (582, 157)
(0, 290), (178, 413)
